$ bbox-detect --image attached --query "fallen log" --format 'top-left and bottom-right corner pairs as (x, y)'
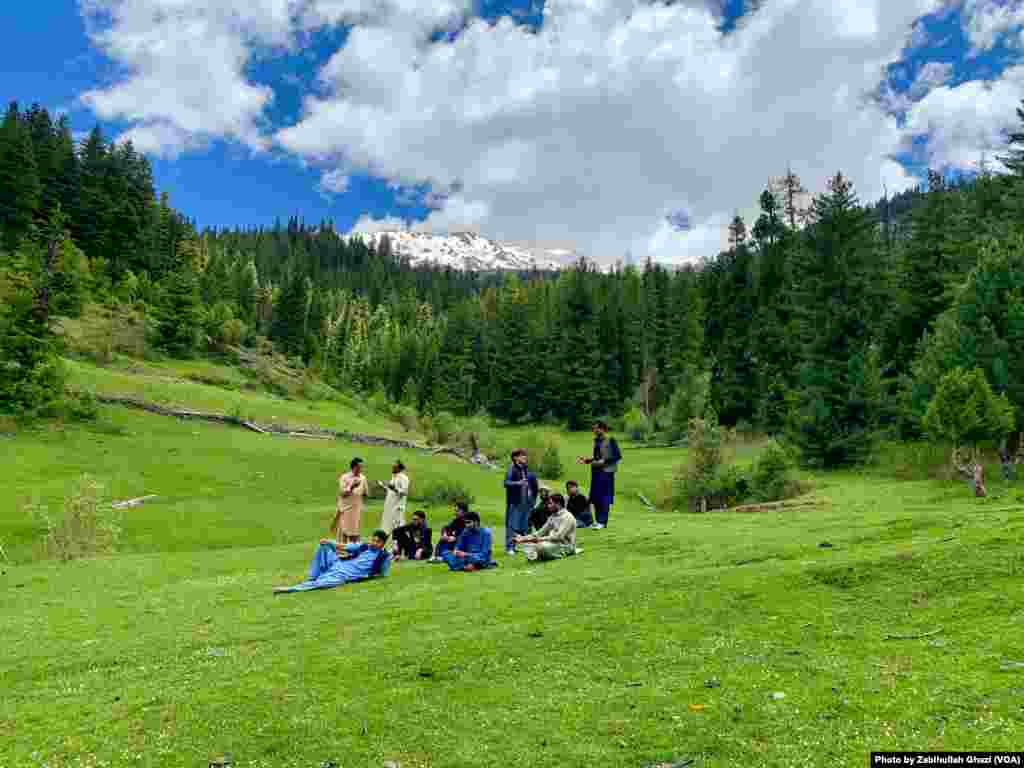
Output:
(716, 498), (825, 514)
(89, 393), (498, 465)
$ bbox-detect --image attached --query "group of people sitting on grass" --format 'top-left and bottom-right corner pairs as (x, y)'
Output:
(274, 490), (595, 593)
(274, 420), (621, 594)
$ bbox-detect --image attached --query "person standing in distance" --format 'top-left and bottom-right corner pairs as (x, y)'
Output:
(333, 457), (369, 544)
(577, 421), (621, 529)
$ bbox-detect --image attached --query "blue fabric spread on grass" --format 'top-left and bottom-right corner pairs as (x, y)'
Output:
(444, 527), (496, 571)
(280, 542), (391, 592)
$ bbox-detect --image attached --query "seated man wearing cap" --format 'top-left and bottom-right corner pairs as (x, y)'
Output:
(443, 511), (496, 572)
(514, 494), (577, 562)
(273, 530), (392, 593)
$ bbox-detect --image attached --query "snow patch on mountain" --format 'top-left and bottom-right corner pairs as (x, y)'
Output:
(350, 230), (573, 272)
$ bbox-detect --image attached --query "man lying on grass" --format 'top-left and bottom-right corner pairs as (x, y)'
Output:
(443, 511), (496, 572)
(273, 530), (392, 594)
(513, 493), (577, 562)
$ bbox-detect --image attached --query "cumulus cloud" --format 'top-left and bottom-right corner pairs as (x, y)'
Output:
(903, 63), (1024, 171)
(963, 0), (1024, 53)
(77, 0), (473, 156)
(81, 0), (1002, 263)
(279, 0), (944, 261)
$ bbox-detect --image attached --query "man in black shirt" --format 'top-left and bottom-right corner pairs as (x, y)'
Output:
(565, 480), (594, 528)
(392, 510), (433, 561)
(430, 501), (469, 562)
(529, 486), (553, 532)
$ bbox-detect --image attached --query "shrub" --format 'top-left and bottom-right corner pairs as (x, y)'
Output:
(453, 415), (499, 458)
(64, 389), (99, 423)
(429, 411), (459, 445)
(750, 440), (798, 502)
(673, 410), (741, 512)
(412, 476), (476, 507)
(623, 407), (653, 442)
(538, 439), (564, 480)
(32, 475), (122, 561)
(395, 405), (419, 433)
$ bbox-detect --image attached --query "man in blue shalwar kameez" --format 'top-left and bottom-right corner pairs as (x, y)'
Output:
(443, 512), (496, 572)
(273, 530), (392, 593)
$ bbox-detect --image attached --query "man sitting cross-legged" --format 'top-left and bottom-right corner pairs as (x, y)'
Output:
(514, 493), (577, 562)
(429, 501), (469, 562)
(273, 530), (392, 594)
(565, 480), (594, 528)
(392, 510), (433, 561)
(443, 511), (496, 572)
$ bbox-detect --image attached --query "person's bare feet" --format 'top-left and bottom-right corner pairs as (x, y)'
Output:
(464, 564), (478, 572)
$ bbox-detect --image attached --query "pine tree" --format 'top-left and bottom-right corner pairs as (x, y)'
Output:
(0, 205), (67, 415)
(154, 237), (203, 357)
(271, 267), (311, 359)
(0, 102), (41, 251)
(788, 172), (882, 467)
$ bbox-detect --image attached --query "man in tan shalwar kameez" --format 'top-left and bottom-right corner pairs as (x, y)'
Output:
(334, 457), (369, 543)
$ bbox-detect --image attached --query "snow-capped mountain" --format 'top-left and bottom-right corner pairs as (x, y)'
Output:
(350, 230), (574, 272)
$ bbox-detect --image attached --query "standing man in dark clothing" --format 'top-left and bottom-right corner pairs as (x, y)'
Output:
(392, 510), (433, 561)
(430, 501), (469, 562)
(565, 480), (594, 528)
(577, 421), (621, 529)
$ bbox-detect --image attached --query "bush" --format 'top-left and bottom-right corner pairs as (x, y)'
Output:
(32, 475), (122, 561)
(428, 411), (459, 445)
(453, 415), (499, 457)
(64, 389), (100, 423)
(750, 440), (798, 502)
(412, 476), (476, 507)
(395, 405), (419, 433)
(538, 439), (564, 480)
(623, 407), (653, 442)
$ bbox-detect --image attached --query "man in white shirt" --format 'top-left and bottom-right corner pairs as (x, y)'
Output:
(513, 493), (577, 562)
(378, 460), (410, 533)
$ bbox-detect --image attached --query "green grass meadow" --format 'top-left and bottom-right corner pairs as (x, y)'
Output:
(2, 387), (1023, 765)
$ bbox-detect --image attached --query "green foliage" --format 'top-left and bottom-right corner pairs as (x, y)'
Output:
(62, 388), (99, 423)
(906, 233), (1024, 434)
(154, 245), (202, 358)
(537, 438), (564, 480)
(623, 406), (653, 442)
(411, 476), (476, 507)
(749, 440), (798, 502)
(788, 175), (883, 469)
(673, 409), (747, 511)
(923, 367), (1015, 452)
(0, 251), (66, 417)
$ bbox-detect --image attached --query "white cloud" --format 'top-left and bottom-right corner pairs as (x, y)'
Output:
(279, 0), (940, 262)
(78, 0), (297, 154)
(82, 0), (1005, 263)
(318, 168), (350, 197)
(963, 0), (1024, 52)
(349, 214), (411, 234)
(903, 64), (1024, 171)
(77, 0), (474, 157)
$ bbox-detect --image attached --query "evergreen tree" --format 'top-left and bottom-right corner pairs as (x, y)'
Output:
(0, 102), (41, 251)
(154, 237), (203, 357)
(788, 172), (881, 467)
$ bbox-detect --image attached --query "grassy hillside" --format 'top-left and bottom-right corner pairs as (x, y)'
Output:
(1, 394), (1023, 766)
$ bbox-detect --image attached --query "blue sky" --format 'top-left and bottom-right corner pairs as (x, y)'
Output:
(3, 1), (1023, 260)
